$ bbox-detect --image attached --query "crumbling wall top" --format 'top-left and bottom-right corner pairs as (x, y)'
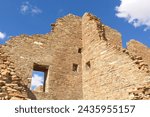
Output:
(126, 39), (150, 73)
(82, 12), (122, 50)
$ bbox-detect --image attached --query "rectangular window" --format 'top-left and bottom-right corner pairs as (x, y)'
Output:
(72, 63), (78, 72)
(86, 61), (91, 70)
(78, 48), (82, 53)
(30, 63), (49, 92)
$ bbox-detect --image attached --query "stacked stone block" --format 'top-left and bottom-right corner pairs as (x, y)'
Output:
(129, 83), (150, 100)
(0, 46), (30, 100)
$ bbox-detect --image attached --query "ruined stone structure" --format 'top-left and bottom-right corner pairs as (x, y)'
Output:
(0, 13), (150, 100)
(0, 45), (31, 100)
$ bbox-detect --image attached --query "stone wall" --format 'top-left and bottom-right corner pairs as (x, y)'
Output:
(0, 13), (150, 100)
(0, 45), (32, 100)
(104, 26), (122, 50)
(129, 82), (150, 100)
(2, 14), (82, 100)
(82, 13), (150, 99)
(127, 40), (150, 67)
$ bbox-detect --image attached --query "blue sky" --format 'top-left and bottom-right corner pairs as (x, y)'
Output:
(0, 0), (150, 47)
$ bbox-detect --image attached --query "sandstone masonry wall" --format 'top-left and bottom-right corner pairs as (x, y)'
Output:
(104, 26), (122, 50)
(82, 13), (150, 99)
(2, 14), (82, 100)
(0, 45), (31, 100)
(0, 13), (150, 100)
(127, 40), (150, 68)
(129, 83), (150, 100)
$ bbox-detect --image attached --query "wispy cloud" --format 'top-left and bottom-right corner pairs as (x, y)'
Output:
(0, 32), (6, 40)
(31, 74), (44, 90)
(116, 0), (150, 31)
(20, 1), (42, 15)
(57, 9), (65, 16)
(31, 7), (42, 14)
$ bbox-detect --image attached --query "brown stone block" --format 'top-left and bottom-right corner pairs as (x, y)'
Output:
(144, 88), (150, 95)
(0, 81), (5, 86)
(9, 93), (27, 98)
(0, 64), (6, 69)
(0, 93), (7, 97)
(5, 84), (18, 87)
(10, 97), (24, 100)
(1, 69), (10, 76)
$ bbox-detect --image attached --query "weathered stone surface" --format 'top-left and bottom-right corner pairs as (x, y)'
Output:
(10, 97), (24, 100)
(129, 83), (150, 100)
(82, 13), (150, 100)
(127, 40), (150, 68)
(0, 13), (150, 100)
(0, 93), (7, 97)
(0, 81), (5, 86)
(0, 47), (30, 100)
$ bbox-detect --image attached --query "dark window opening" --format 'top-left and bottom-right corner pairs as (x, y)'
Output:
(86, 61), (91, 69)
(73, 63), (78, 72)
(78, 48), (82, 53)
(30, 63), (49, 92)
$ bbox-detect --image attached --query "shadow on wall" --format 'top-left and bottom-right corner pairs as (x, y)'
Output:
(26, 87), (37, 100)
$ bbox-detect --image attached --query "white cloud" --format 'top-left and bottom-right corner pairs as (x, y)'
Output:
(116, 0), (150, 31)
(31, 74), (44, 90)
(20, 2), (29, 13)
(0, 32), (6, 39)
(20, 1), (42, 15)
(31, 7), (42, 14)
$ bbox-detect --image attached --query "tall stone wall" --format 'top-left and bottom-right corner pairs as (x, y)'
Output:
(82, 13), (150, 99)
(104, 26), (122, 50)
(2, 14), (82, 100)
(1, 13), (150, 100)
(45, 14), (82, 100)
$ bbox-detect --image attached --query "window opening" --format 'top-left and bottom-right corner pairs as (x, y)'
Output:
(72, 63), (78, 72)
(30, 63), (48, 92)
(86, 61), (91, 69)
(78, 48), (82, 53)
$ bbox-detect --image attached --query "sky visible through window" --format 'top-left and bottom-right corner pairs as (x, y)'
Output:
(30, 71), (44, 90)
